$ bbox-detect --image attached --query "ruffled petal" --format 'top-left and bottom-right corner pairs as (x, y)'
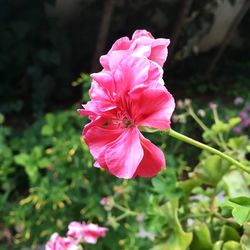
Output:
(109, 36), (131, 50)
(100, 36), (131, 70)
(108, 50), (129, 71)
(129, 84), (175, 129)
(149, 38), (170, 67)
(134, 133), (165, 177)
(84, 125), (123, 167)
(147, 60), (164, 83)
(131, 45), (151, 58)
(105, 127), (143, 179)
(91, 72), (115, 94)
(114, 56), (150, 94)
(132, 29), (154, 39)
(77, 109), (95, 117)
(83, 81), (117, 117)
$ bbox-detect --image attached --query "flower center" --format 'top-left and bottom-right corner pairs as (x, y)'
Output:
(112, 111), (134, 128)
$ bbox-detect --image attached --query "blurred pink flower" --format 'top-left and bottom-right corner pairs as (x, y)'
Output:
(78, 55), (175, 179)
(241, 118), (250, 128)
(100, 29), (170, 70)
(67, 222), (108, 245)
(100, 196), (110, 206)
(45, 233), (79, 250)
(234, 97), (244, 105)
(239, 111), (248, 120)
(245, 105), (250, 112)
(233, 126), (242, 134)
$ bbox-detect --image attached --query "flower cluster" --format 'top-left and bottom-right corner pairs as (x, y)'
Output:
(46, 221), (108, 250)
(78, 30), (175, 179)
(233, 97), (250, 134)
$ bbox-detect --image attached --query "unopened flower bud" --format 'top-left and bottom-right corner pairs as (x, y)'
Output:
(197, 109), (206, 117)
(209, 102), (217, 109)
(100, 196), (113, 210)
(184, 99), (191, 106)
(177, 100), (184, 109)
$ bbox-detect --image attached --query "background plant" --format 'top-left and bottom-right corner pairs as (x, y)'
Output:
(1, 92), (249, 249)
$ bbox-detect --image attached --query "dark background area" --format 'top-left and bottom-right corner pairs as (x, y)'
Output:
(1, 0), (250, 124)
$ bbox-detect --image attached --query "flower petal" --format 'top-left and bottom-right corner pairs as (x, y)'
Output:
(149, 38), (170, 67)
(91, 72), (115, 94)
(132, 29), (154, 39)
(130, 84), (175, 129)
(105, 128), (143, 179)
(108, 50), (129, 71)
(100, 36), (131, 70)
(134, 133), (165, 178)
(84, 125), (123, 167)
(114, 56), (150, 94)
(83, 80), (117, 117)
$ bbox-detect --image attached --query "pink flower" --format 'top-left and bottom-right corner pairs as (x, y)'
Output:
(67, 222), (108, 244)
(239, 111), (248, 120)
(100, 196), (110, 206)
(234, 97), (244, 105)
(241, 118), (250, 128)
(233, 127), (242, 134)
(100, 196), (113, 210)
(45, 233), (79, 250)
(78, 55), (175, 178)
(100, 29), (170, 71)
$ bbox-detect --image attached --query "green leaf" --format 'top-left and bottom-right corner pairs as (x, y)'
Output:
(152, 200), (193, 250)
(45, 113), (55, 125)
(190, 222), (213, 250)
(241, 222), (250, 250)
(196, 155), (230, 185)
(213, 241), (224, 250)
(152, 169), (183, 200)
(223, 196), (250, 225)
(41, 125), (53, 136)
(32, 146), (42, 159)
(228, 117), (241, 128)
(222, 241), (242, 250)
(220, 225), (240, 242)
(38, 158), (50, 168)
(223, 170), (250, 197)
(212, 121), (230, 134)
(178, 178), (201, 196)
(25, 165), (39, 183)
(14, 153), (30, 166)
(228, 136), (249, 151)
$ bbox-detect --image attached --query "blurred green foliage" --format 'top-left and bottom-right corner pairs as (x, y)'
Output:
(0, 97), (250, 249)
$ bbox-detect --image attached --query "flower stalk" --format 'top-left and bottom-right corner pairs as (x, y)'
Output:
(167, 129), (250, 174)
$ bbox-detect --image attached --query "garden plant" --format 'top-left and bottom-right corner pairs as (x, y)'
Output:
(0, 30), (250, 250)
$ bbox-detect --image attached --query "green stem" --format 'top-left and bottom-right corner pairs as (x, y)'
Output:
(167, 129), (250, 174)
(187, 107), (223, 148)
(188, 107), (209, 131)
(114, 203), (137, 215)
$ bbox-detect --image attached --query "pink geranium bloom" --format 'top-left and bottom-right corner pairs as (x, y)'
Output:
(100, 196), (110, 206)
(46, 233), (80, 250)
(100, 29), (170, 70)
(78, 55), (175, 179)
(67, 222), (108, 244)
